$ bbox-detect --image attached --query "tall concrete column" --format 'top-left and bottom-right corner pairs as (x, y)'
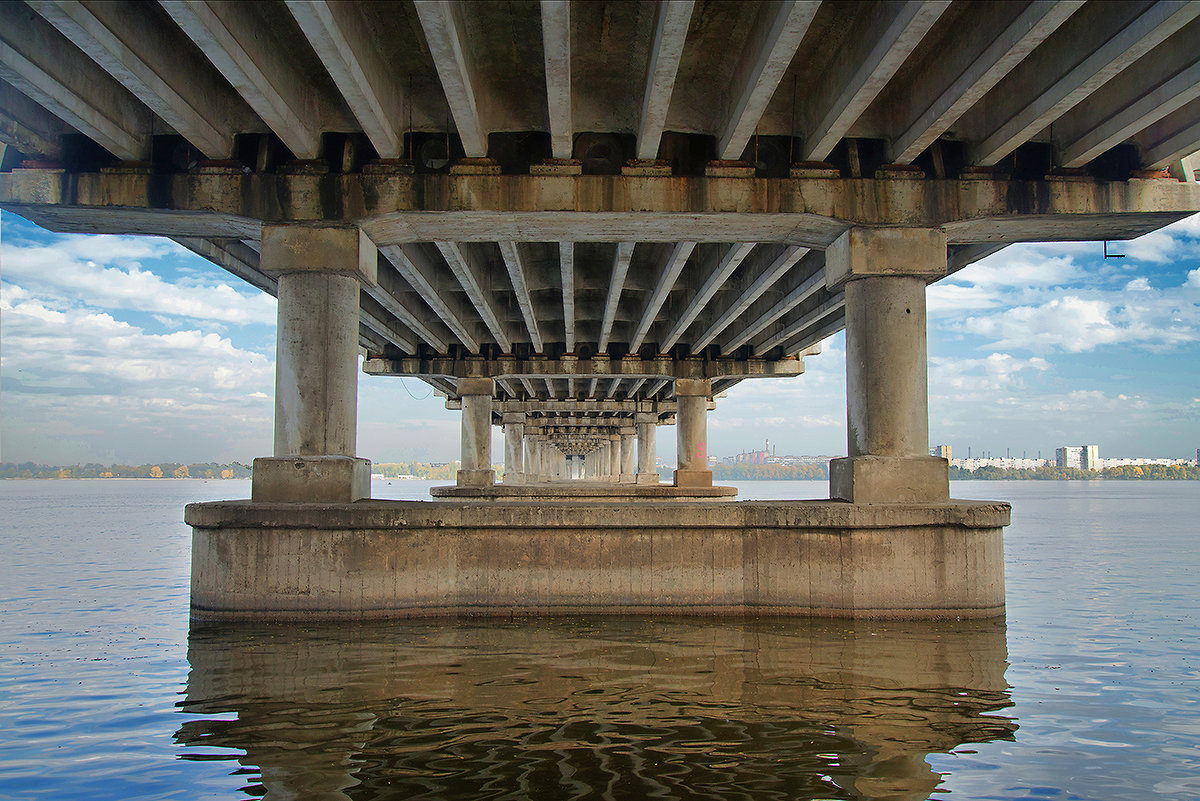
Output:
(524, 433), (541, 482)
(252, 225), (375, 503)
(502, 413), (525, 484)
(674, 378), (712, 487)
(636, 413), (659, 485)
(825, 227), (949, 504)
(619, 426), (637, 483)
(457, 377), (495, 487)
(608, 434), (622, 482)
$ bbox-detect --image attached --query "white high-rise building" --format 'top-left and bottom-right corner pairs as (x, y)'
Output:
(1056, 445), (1099, 470)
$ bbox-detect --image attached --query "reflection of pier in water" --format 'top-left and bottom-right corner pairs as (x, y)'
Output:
(177, 620), (1016, 800)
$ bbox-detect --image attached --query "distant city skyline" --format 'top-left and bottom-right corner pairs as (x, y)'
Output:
(2, 209), (1199, 464)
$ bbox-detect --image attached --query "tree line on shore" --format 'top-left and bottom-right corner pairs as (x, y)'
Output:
(0, 462), (252, 479)
(949, 463), (1200, 480)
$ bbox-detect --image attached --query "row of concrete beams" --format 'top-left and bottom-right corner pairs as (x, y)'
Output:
(2, 2), (1199, 174)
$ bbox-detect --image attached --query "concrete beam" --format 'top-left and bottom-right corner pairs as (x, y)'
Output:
(0, 79), (67, 157)
(599, 241), (635, 352)
(413, 0), (487, 157)
(31, 0), (248, 159)
(377, 244), (480, 352)
(0, 3), (151, 160)
(285, 0), (402, 158)
(719, 249), (826, 353)
(170, 236), (276, 295)
(435, 241), (511, 351)
(629, 241), (696, 351)
(890, 0), (1081, 164)
(1139, 99), (1200, 169)
(359, 292), (420, 353)
(691, 245), (808, 350)
(498, 241), (543, 352)
(365, 254), (455, 353)
(364, 354), (805, 381)
(636, 0), (694, 160)
(751, 294), (845, 356)
(161, 0), (323, 159)
(540, 0), (571, 160)
(559, 241), (575, 352)
(719, 1), (820, 160)
(974, 1), (1200, 167)
(803, 0), (949, 162)
(659, 242), (756, 352)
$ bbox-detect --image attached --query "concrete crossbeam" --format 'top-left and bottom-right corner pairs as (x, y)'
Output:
(539, 0), (571, 160)
(752, 295), (845, 357)
(378, 244), (480, 352)
(0, 80), (68, 158)
(559, 241), (575, 351)
(691, 245), (808, 350)
(659, 242), (755, 352)
(498, 241), (543, 352)
(599, 241), (635, 351)
(364, 354), (805, 381)
(436, 241), (512, 351)
(718, 249), (826, 353)
(629, 240), (695, 351)
(413, 0), (487, 157)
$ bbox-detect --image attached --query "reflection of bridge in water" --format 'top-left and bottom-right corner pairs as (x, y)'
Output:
(3, 1), (1199, 617)
(177, 619), (1016, 800)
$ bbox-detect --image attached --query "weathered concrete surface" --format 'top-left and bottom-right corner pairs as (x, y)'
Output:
(186, 498), (1008, 621)
(250, 456), (370, 504)
(429, 482), (737, 500)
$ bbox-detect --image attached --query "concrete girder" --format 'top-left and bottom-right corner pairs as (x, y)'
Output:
(1058, 17), (1200, 169)
(598, 241), (635, 352)
(659, 242), (756, 352)
(719, 1), (820, 160)
(30, 0), (252, 159)
(161, 0), (324, 160)
(435, 241), (511, 351)
(628, 240), (696, 351)
(559, 241), (575, 352)
(948, 243), (1009, 275)
(691, 245), (808, 351)
(364, 254), (455, 353)
(0, 3), (151, 161)
(973, 0), (1200, 167)
(412, 0), (487, 157)
(889, 0), (1082, 164)
(170, 236), (276, 296)
(497, 241), (544, 352)
(802, 0), (949, 163)
(0, 79), (68, 157)
(285, 0), (402, 158)
(636, 0), (694, 161)
(539, 0), (571, 160)
(779, 311), (845, 359)
(363, 355), (805, 382)
(519, 377), (538, 398)
(358, 293), (420, 354)
(377, 243), (480, 352)
(1135, 97), (1200, 170)
(752, 294), (845, 357)
(644, 378), (671, 399)
(719, 248), (827, 354)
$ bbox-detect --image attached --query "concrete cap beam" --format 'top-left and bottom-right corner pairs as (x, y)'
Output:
(261, 225), (378, 284)
(824, 227), (947, 290)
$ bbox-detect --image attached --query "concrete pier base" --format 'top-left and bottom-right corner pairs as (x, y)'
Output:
(186, 498), (1008, 621)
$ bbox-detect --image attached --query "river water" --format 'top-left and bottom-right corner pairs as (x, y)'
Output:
(1, 479), (1197, 800)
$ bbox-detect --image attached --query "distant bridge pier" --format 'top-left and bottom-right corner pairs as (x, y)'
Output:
(502, 414), (525, 485)
(636, 414), (659, 485)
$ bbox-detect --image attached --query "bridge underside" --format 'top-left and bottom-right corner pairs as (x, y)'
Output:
(3, 0), (1200, 618)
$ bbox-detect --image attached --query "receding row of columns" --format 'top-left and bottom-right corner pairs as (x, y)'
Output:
(249, 223), (951, 505)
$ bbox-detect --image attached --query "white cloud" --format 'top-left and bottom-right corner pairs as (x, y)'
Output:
(1125, 277), (1151, 291)
(963, 296), (1124, 352)
(930, 352), (1050, 393)
(2, 232), (275, 325)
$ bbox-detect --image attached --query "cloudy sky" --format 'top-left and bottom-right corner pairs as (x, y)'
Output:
(2, 208), (1198, 466)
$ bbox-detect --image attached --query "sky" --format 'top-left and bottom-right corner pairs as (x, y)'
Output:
(2, 208), (1198, 465)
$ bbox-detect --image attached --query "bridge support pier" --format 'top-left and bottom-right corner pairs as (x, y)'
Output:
(457, 378), (495, 487)
(250, 225), (374, 504)
(502, 414), (525, 484)
(674, 378), (712, 488)
(826, 228), (950, 504)
(619, 426), (637, 483)
(636, 413), (659, 485)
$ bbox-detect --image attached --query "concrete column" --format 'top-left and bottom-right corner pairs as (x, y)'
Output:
(524, 433), (541, 482)
(619, 426), (637, 483)
(825, 227), (949, 504)
(252, 225), (376, 503)
(608, 434), (622, 482)
(674, 378), (712, 487)
(457, 377), (495, 487)
(502, 413), (525, 484)
(636, 413), (659, 485)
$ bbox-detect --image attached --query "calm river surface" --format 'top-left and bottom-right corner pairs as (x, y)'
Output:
(1, 479), (1197, 800)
